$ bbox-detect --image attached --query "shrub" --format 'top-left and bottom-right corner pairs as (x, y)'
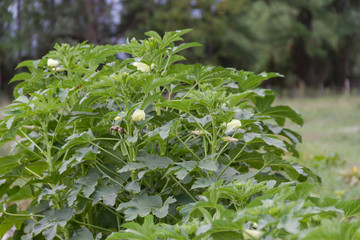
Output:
(0, 29), (359, 239)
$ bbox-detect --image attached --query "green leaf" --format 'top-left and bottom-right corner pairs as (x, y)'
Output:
(0, 155), (20, 175)
(15, 59), (40, 69)
(125, 181), (141, 193)
(262, 136), (287, 151)
(145, 120), (174, 140)
(163, 29), (192, 47)
(303, 219), (360, 240)
(0, 215), (30, 237)
(191, 177), (217, 190)
(145, 31), (163, 43)
(199, 160), (217, 172)
(172, 42), (202, 54)
(92, 184), (121, 206)
(140, 92), (163, 110)
(9, 72), (32, 83)
(335, 199), (360, 219)
(33, 208), (74, 239)
(262, 106), (304, 126)
(69, 228), (94, 240)
(118, 154), (173, 174)
(117, 195), (176, 221)
(58, 88), (69, 102)
(156, 99), (193, 113)
(238, 72), (283, 90)
(105, 215), (158, 240)
(277, 214), (300, 233)
(62, 129), (95, 150)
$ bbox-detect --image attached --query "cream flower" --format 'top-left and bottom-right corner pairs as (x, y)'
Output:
(243, 229), (263, 239)
(47, 58), (60, 67)
(131, 109), (146, 121)
(221, 136), (238, 142)
(133, 62), (150, 72)
(225, 119), (242, 132)
(114, 116), (122, 121)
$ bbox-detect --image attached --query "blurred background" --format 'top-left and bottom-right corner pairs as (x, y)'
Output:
(1, 0), (360, 97)
(1, 0), (360, 198)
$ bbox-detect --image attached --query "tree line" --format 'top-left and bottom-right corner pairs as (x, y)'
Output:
(1, 0), (359, 96)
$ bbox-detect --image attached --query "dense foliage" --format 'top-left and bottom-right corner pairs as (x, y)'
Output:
(1, 0), (360, 93)
(0, 30), (359, 239)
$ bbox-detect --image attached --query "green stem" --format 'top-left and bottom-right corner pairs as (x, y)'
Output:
(4, 212), (44, 218)
(217, 143), (247, 180)
(211, 117), (217, 156)
(72, 219), (113, 233)
(94, 138), (119, 141)
(41, 122), (54, 172)
(95, 164), (124, 187)
(15, 140), (45, 160)
(95, 160), (127, 182)
(253, 164), (267, 177)
(18, 129), (46, 156)
(89, 142), (127, 165)
(51, 102), (67, 146)
(25, 167), (41, 178)
(171, 175), (196, 202)
(188, 114), (211, 143)
(177, 135), (201, 161)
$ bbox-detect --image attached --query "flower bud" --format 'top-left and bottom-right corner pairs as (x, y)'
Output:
(221, 136), (238, 142)
(225, 119), (242, 132)
(191, 130), (205, 136)
(133, 62), (150, 72)
(23, 125), (36, 131)
(110, 125), (126, 134)
(47, 58), (60, 67)
(131, 109), (146, 121)
(243, 229), (263, 239)
(114, 116), (122, 121)
(55, 67), (66, 72)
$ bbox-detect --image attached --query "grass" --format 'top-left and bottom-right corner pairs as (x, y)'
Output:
(279, 95), (360, 163)
(278, 95), (360, 199)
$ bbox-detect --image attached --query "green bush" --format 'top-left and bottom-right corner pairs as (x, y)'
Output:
(0, 29), (359, 239)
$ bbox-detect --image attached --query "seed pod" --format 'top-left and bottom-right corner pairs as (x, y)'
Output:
(23, 125), (36, 131)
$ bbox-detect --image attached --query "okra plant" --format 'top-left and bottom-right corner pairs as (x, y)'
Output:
(1, 29), (358, 240)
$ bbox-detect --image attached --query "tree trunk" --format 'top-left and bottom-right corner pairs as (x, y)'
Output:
(86, 0), (97, 43)
(17, 0), (22, 63)
(290, 7), (314, 89)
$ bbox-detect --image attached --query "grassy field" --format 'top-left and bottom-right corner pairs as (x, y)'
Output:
(278, 95), (360, 199)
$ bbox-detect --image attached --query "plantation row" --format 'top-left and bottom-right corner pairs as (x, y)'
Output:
(0, 30), (359, 239)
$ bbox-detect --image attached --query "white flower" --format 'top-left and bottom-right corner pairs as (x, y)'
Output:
(225, 119), (242, 132)
(150, 63), (155, 70)
(133, 62), (150, 72)
(131, 109), (146, 121)
(221, 136), (238, 142)
(243, 229), (263, 239)
(114, 116), (122, 121)
(47, 58), (60, 67)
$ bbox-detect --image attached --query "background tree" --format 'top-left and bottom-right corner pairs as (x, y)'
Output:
(1, 0), (360, 96)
